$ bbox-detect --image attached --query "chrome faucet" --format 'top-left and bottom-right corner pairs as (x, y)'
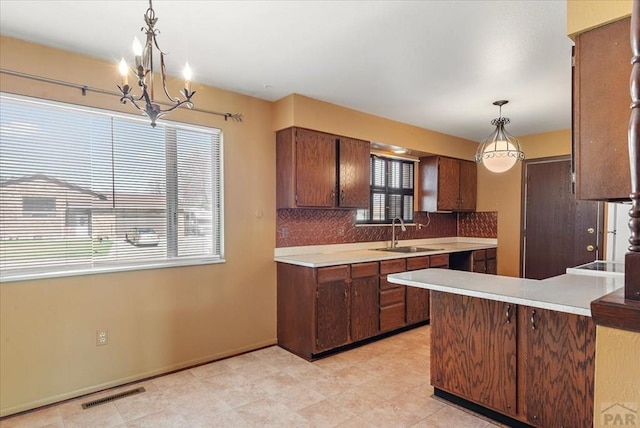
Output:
(391, 217), (406, 248)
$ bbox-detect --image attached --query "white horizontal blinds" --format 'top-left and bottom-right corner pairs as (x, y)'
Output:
(110, 118), (167, 263)
(0, 98), (99, 271)
(176, 127), (220, 257)
(0, 94), (222, 279)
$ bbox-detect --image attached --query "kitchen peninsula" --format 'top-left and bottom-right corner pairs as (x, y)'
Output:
(387, 269), (624, 427)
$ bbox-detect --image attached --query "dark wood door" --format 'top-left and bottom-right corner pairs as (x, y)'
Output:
(338, 137), (370, 208)
(458, 160), (477, 211)
(431, 292), (517, 415)
(520, 306), (595, 428)
(437, 157), (460, 211)
(574, 17), (631, 201)
(295, 128), (336, 207)
(316, 280), (349, 352)
(523, 158), (603, 279)
(350, 276), (379, 341)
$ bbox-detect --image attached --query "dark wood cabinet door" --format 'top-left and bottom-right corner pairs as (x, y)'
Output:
(431, 292), (517, 416)
(316, 280), (349, 352)
(338, 137), (370, 208)
(520, 306), (595, 428)
(351, 276), (379, 341)
(486, 257), (497, 274)
(295, 128), (336, 207)
(406, 287), (430, 324)
(437, 157), (460, 211)
(574, 17), (631, 201)
(458, 160), (477, 211)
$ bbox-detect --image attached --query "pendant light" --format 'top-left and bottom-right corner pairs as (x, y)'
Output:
(475, 100), (525, 173)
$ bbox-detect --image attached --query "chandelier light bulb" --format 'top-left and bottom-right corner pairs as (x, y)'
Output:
(183, 63), (193, 81)
(481, 140), (518, 173)
(132, 37), (143, 56)
(118, 58), (129, 87)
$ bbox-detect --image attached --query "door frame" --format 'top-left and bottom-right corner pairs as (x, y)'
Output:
(520, 155), (605, 278)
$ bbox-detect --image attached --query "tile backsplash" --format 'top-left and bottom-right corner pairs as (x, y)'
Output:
(276, 209), (497, 247)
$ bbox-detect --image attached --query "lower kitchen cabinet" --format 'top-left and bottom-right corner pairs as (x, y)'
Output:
(519, 306), (595, 428)
(316, 266), (350, 352)
(431, 292), (517, 416)
(405, 254), (450, 324)
(350, 262), (379, 342)
(430, 291), (595, 427)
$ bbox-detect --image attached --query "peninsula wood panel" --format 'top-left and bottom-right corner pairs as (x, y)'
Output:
(519, 306), (595, 427)
(431, 292), (517, 416)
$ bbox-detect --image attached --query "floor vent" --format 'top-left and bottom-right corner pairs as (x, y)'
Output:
(81, 387), (145, 409)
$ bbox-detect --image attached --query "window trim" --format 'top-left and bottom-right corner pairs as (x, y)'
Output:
(0, 93), (225, 283)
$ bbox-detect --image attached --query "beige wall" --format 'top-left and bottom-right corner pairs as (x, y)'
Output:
(567, 0), (631, 37)
(593, 326), (640, 427)
(274, 94), (478, 160)
(0, 36), (277, 416)
(568, 2), (640, 424)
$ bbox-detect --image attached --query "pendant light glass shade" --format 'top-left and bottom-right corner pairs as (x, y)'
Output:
(476, 100), (525, 173)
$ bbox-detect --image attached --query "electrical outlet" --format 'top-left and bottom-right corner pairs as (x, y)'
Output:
(96, 330), (108, 346)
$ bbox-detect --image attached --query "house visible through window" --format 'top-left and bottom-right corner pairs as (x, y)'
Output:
(22, 196), (56, 217)
(0, 93), (223, 281)
(356, 155), (415, 223)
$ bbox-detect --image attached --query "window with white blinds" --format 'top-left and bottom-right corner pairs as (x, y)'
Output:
(0, 94), (223, 281)
(356, 155), (415, 223)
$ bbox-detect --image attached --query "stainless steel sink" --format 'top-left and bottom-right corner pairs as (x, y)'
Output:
(374, 246), (443, 253)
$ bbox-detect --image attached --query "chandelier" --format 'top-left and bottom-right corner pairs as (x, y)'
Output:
(117, 0), (195, 127)
(475, 100), (525, 173)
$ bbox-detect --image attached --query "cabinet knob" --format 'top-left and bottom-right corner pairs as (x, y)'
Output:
(505, 304), (512, 324)
(587, 227), (595, 234)
(587, 244), (595, 252)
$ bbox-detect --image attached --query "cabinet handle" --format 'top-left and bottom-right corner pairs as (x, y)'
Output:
(344, 289), (348, 300)
(505, 304), (512, 324)
(587, 244), (595, 252)
(531, 310), (537, 330)
(340, 189), (345, 201)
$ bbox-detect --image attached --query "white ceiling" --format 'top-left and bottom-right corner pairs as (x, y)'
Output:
(0, 0), (573, 143)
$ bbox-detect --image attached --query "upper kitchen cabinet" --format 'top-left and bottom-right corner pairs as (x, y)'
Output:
(573, 17), (631, 201)
(276, 127), (370, 209)
(419, 156), (477, 212)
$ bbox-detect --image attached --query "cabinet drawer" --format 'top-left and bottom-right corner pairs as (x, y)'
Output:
(380, 275), (403, 290)
(351, 262), (378, 278)
(380, 303), (405, 332)
(430, 254), (450, 268)
(317, 265), (349, 283)
(473, 250), (486, 261)
(380, 287), (405, 307)
(407, 256), (430, 271)
(486, 248), (497, 259)
(380, 258), (406, 274)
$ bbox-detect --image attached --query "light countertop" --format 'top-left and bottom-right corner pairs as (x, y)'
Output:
(273, 238), (496, 268)
(387, 269), (624, 317)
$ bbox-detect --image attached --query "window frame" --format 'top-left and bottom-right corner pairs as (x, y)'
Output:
(0, 93), (225, 283)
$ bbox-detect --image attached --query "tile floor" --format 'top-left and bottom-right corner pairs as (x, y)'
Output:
(0, 325), (502, 428)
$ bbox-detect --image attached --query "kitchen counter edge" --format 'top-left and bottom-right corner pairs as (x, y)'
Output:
(387, 269), (624, 317)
